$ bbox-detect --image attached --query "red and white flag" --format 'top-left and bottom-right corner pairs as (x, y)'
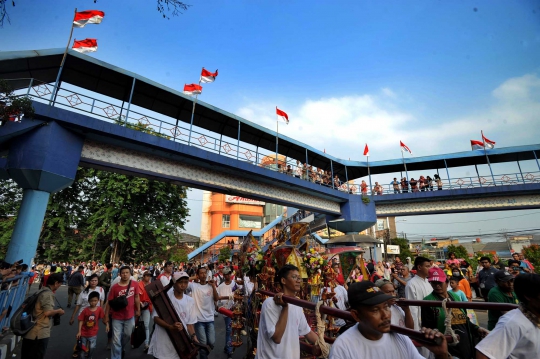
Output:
(481, 131), (495, 149)
(73, 10), (105, 28)
(200, 69), (218, 83)
(276, 107), (289, 124)
(72, 39), (98, 53)
(470, 140), (484, 150)
(363, 143), (369, 156)
(400, 141), (412, 155)
(183, 84), (202, 96)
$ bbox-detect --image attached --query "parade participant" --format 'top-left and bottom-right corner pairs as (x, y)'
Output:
(477, 257), (498, 301)
(375, 279), (413, 329)
(476, 273), (540, 359)
(507, 259), (524, 276)
(448, 277), (468, 302)
(320, 271), (348, 327)
(393, 265), (414, 299)
(451, 268), (472, 301)
(256, 264), (318, 359)
(158, 261), (174, 286)
(518, 253), (535, 273)
(511, 253), (532, 273)
(329, 281), (449, 359)
(405, 256), (433, 358)
(68, 266), (85, 308)
(139, 271), (154, 351)
(188, 267), (219, 359)
(148, 271), (199, 359)
(76, 291), (108, 359)
(421, 267), (488, 359)
(21, 273), (66, 359)
(99, 263), (113, 301)
(491, 255), (505, 270)
(331, 262), (345, 286)
(486, 270), (519, 330)
(104, 265), (141, 359)
(216, 267), (238, 359)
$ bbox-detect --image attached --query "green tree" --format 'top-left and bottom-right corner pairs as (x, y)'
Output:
(219, 246), (232, 263)
(170, 246), (188, 264)
(390, 237), (413, 260)
(0, 179), (22, 254)
(446, 244), (469, 260)
(0, 79), (34, 123)
(522, 244), (540, 268)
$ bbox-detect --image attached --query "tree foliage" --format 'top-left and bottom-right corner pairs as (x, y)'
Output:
(390, 237), (413, 260)
(219, 246), (232, 263)
(446, 244), (469, 260)
(522, 244), (540, 268)
(0, 0), (190, 27)
(0, 79), (35, 124)
(170, 246), (188, 264)
(0, 119), (191, 263)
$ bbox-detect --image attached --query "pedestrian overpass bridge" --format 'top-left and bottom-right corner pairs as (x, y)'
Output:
(2, 49), (540, 264)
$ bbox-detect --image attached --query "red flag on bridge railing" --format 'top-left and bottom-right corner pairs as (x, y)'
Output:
(482, 131), (496, 149)
(400, 141), (412, 155)
(183, 84), (203, 96)
(72, 39), (98, 53)
(363, 143), (369, 156)
(471, 140), (484, 150)
(73, 10), (105, 28)
(200, 68), (218, 83)
(276, 107), (289, 124)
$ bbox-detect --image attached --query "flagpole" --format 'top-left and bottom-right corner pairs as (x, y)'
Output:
(367, 152), (372, 196)
(188, 69), (203, 146)
(401, 150), (409, 183)
(49, 7), (77, 105)
(482, 130), (496, 186)
(276, 107), (279, 170)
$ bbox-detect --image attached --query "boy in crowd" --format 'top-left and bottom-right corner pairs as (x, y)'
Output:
(77, 291), (108, 358)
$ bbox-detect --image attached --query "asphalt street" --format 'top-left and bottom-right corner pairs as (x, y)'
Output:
(13, 284), (488, 359)
(14, 284), (248, 359)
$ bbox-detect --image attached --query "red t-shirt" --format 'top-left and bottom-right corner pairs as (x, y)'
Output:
(78, 307), (105, 337)
(108, 281), (141, 320)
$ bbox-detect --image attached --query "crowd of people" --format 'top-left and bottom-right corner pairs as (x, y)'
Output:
(10, 248), (540, 359)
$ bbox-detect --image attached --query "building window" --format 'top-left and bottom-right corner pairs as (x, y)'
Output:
(239, 215), (262, 229)
(377, 220), (385, 231)
(222, 214), (230, 228)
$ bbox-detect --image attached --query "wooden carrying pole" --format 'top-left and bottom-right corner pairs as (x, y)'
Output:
(258, 290), (454, 346)
(395, 299), (518, 311)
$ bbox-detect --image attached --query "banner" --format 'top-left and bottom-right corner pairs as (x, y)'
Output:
(225, 196), (265, 205)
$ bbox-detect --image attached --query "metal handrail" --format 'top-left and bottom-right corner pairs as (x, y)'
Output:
(10, 79), (540, 198)
(0, 273), (33, 329)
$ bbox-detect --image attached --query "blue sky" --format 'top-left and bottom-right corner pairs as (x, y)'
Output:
(2, 1), (540, 241)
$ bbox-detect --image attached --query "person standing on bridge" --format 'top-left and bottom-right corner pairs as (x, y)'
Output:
(401, 177), (409, 193)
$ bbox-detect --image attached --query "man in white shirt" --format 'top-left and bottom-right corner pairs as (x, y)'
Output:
(476, 273), (540, 359)
(320, 272), (348, 327)
(216, 267), (238, 359)
(255, 264), (318, 359)
(375, 279), (414, 329)
(188, 267), (219, 359)
(329, 281), (449, 359)
(158, 261), (173, 287)
(148, 271), (199, 359)
(405, 256), (434, 358)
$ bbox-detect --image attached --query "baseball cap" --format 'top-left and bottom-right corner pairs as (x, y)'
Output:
(223, 267), (232, 275)
(495, 270), (514, 282)
(172, 271), (190, 283)
(348, 281), (394, 307)
(427, 267), (446, 282)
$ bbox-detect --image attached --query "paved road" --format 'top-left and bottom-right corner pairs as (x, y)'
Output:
(15, 284), (248, 359)
(14, 285), (489, 359)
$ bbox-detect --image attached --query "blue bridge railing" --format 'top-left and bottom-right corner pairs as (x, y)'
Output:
(0, 273), (32, 330)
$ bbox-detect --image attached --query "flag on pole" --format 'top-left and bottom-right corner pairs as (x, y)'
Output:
(72, 39), (98, 53)
(481, 132), (496, 149)
(73, 10), (105, 28)
(276, 108), (289, 124)
(400, 141), (412, 154)
(200, 69), (218, 83)
(183, 84), (203, 96)
(363, 143), (369, 156)
(470, 140), (485, 150)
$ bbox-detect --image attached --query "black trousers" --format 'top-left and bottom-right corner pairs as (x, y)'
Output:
(21, 337), (49, 359)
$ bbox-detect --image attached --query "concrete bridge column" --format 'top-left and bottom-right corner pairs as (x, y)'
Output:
(326, 195), (377, 234)
(4, 121), (84, 265)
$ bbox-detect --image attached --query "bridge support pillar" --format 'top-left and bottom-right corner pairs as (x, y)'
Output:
(326, 195), (377, 233)
(4, 121), (84, 265)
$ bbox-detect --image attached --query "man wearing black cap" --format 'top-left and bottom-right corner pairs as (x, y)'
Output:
(487, 270), (519, 330)
(329, 281), (449, 359)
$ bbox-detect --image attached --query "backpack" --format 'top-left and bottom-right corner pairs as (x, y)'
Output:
(10, 289), (47, 336)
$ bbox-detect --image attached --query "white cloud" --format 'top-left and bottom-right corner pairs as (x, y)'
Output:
(236, 73), (540, 162)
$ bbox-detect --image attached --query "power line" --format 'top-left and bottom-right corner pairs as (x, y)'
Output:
(403, 227), (540, 239)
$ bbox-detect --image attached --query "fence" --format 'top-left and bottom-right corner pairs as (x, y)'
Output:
(0, 273), (32, 329)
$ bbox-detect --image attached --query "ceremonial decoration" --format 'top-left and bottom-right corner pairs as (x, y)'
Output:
(301, 247), (328, 277)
